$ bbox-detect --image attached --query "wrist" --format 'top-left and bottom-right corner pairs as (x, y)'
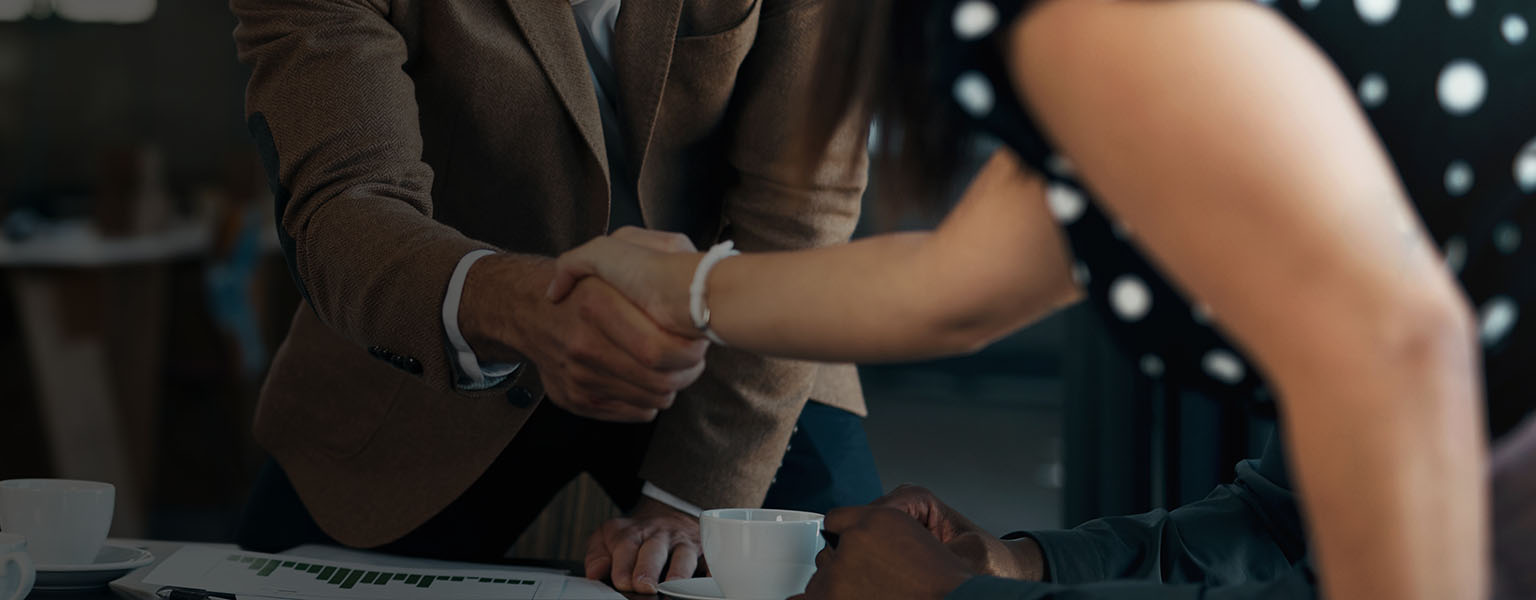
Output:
(632, 495), (694, 521)
(666, 251), (708, 334)
(460, 252), (554, 363)
(1003, 537), (1046, 581)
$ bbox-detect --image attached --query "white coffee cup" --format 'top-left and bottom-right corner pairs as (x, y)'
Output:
(700, 509), (824, 600)
(0, 532), (35, 600)
(0, 479), (115, 565)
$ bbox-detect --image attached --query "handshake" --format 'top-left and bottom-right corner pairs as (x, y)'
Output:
(459, 227), (717, 423)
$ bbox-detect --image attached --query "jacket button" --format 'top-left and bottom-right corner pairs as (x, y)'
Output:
(401, 356), (423, 374)
(368, 345), (388, 359)
(506, 386), (536, 408)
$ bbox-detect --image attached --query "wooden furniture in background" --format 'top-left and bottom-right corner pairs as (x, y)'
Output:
(512, 473), (622, 562)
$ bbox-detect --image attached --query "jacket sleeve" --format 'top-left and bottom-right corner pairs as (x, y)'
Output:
(232, 0), (506, 390)
(636, 0), (870, 510)
(946, 566), (1316, 600)
(1026, 437), (1309, 588)
(951, 453), (1317, 600)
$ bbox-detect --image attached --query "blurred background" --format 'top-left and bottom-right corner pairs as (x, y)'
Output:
(0, 0), (1269, 559)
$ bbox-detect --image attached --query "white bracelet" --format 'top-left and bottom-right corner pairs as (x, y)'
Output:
(689, 241), (740, 345)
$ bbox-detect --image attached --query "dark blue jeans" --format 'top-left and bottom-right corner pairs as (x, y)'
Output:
(237, 400), (880, 561)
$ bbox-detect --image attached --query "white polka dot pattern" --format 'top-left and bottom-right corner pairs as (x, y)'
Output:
(1202, 350), (1247, 385)
(1358, 72), (1389, 108)
(1480, 296), (1519, 346)
(1516, 138), (1536, 193)
(1444, 160), (1475, 196)
(953, 71), (995, 118)
(1047, 154), (1075, 177)
(1505, 14), (1530, 45)
(1110, 275), (1153, 322)
(939, 0), (1534, 397)
(1437, 60), (1488, 116)
(952, 0), (999, 41)
(1355, 0), (1399, 25)
(1192, 303), (1215, 325)
(1444, 236), (1469, 273)
(1046, 183), (1087, 223)
(1494, 222), (1522, 254)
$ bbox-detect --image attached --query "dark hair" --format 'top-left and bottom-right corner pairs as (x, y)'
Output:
(802, 0), (974, 217)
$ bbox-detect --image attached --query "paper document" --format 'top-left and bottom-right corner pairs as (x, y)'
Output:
(142, 546), (622, 600)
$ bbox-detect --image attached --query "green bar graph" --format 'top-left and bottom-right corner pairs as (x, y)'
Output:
(226, 554), (532, 593)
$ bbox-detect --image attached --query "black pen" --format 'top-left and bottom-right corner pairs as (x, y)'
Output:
(155, 586), (240, 600)
(820, 529), (840, 550)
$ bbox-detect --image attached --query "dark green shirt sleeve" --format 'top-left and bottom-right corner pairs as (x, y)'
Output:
(1017, 434), (1311, 590)
(946, 567), (1316, 600)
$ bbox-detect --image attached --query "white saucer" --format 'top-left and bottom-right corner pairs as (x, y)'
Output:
(33, 543), (156, 591)
(657, 577), (729, 600)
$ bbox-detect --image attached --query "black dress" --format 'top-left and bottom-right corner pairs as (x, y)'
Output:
(935, 1), (1535, 598)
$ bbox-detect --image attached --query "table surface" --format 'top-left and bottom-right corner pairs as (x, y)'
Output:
(28, 540), (658, 600)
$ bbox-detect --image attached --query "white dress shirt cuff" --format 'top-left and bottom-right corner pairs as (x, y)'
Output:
(641, 482), (704, 518)
(444, 249), (520, 390)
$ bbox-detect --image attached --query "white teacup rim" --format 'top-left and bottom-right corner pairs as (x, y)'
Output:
(700, 508), (824, 523)
(0, 480), (114, 493)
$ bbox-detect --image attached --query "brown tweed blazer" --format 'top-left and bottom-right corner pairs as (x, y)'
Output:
(231, 0), (869, 548)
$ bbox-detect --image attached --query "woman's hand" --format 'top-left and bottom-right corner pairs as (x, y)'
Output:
(548, 227), (706, 337)
(874, 485), (1045, 580)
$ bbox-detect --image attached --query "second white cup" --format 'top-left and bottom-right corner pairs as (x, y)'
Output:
(700, 508), (824, 600)
(0, 533), (35, 600)
(0, 479), (115, 566)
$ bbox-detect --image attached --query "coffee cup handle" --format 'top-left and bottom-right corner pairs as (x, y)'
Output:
(1, 551), (34, 600)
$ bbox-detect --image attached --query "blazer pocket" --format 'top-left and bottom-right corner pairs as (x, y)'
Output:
(674, 0), (761, 56)
(664, 0), (762, 140)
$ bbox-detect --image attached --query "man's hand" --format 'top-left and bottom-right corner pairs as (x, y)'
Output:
(584, 496), (703, 594)
(874, 485), (1046, 581)
(460, 253), (708, 422)
(793, 506), (973, 600)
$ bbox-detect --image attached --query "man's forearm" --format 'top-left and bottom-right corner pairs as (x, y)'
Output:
(458, 252), (555, 365)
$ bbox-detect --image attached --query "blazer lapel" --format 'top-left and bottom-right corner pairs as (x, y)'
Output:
(504, 0), (609, 180)
(612, 0), (683, 180)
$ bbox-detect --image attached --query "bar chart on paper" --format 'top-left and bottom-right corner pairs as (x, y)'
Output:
(141, 546), (591, 599)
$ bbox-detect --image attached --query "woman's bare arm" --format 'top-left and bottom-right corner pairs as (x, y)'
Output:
(552, 149), (1082, 363)
(1006, 1), (1486, 598)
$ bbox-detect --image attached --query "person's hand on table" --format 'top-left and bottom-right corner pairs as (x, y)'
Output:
(873, 484), (1045, 580)
(585, 496), (704, 594)
(461, 253), (707, 423)
(548, 227), (707, 338)
(791, 506), (973, 600)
